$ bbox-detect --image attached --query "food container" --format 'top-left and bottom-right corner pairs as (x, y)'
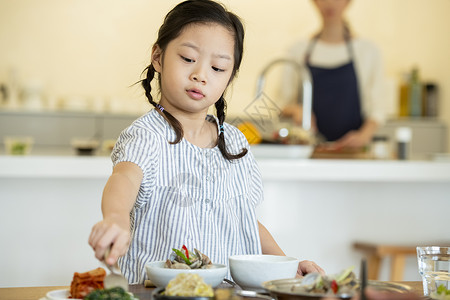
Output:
(71, 138), (99, 156)
(145, 261), (227, 288)
(4, 136), (34, 155)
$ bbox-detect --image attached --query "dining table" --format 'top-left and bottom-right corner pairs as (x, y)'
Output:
(0, 281), (424, 300)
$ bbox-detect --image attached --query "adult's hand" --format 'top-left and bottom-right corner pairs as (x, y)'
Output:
(331, 119), (379, 150)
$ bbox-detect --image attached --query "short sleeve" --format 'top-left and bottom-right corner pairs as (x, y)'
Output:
(225, 123), (264, 208)
(247, 149), (264, 207)
(111, 125), (159, 206)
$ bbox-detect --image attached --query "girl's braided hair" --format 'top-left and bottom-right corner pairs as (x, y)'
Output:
(141, 0), (247, 160)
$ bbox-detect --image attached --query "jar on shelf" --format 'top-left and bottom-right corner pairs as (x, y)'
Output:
(371, 135), (390, 159)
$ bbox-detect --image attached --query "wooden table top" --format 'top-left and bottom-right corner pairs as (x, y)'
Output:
(0, 281), (423, 300)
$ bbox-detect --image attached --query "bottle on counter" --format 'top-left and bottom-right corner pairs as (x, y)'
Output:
(371, 135), (390, 160)
(409, 68), (422, 117)
(398, 73), (410, 117)
(395, 127), (412, 160)
(423, 83), (438, 117)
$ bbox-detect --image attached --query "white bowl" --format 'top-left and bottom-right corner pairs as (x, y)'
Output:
(229, 255), (299, 290)
(145, 261), (227, 288)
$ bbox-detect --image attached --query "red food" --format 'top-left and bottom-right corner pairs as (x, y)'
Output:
(69, 267), (106, 299)
(331, 280), (339, 294)
(182, 244), (189, 259)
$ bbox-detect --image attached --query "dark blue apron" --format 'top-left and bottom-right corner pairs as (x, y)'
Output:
(305, 36), (363, 141)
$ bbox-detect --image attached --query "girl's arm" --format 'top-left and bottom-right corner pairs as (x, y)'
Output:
(258, 221), (285, 255)
(89, 161), (143, 265)
(258, 221), (325, 276)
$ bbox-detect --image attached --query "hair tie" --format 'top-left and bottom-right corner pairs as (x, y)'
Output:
(218, 124), (224, 134)
(156, 103), (164, 112)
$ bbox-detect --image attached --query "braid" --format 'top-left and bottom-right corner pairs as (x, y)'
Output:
(141, 65), (156, 106)
(215, 95), (247, 160)
(141, 64), (183, 144)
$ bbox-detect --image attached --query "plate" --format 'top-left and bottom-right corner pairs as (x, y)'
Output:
(45, 288), (137, 300)
(262, 279), (412, 299)
(46, 289), (81, 300)
(152, 287), (214, 299)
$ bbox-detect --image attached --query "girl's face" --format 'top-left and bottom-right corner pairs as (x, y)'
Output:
(313, 0), (350, 23)
(152, 23), (235, 117)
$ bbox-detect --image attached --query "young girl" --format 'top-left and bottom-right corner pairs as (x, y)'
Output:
(88, 0), (323, 284)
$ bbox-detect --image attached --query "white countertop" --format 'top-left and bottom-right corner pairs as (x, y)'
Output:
(1, 155), (450, 182)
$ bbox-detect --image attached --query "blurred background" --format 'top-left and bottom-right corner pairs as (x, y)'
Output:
(0, 0), (449, 150)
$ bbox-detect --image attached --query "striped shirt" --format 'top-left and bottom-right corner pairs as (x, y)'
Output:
(112, 109), (263, 284)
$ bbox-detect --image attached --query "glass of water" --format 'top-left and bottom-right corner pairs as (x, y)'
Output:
(417, 246), (450, 297)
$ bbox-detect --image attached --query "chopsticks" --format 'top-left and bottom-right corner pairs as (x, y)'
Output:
(360, 259), (367, 300)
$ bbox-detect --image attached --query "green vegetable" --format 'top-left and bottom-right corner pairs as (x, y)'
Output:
(437, 284), (450, 295)
(85, 287), (134, 300)
(11, 142), (26, 155)
(335, 266), (354, 284)
(172, 248), (191, 265)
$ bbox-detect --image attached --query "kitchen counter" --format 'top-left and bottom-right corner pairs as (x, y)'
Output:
(1, 155), (450, 182)
(1, 155), (449, 287)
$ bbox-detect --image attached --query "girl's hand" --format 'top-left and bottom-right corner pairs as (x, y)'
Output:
(296, 260), (325, 277)
(88, 217), (131, 265)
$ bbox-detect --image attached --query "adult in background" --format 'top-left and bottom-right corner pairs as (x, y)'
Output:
(282, 0), (387, 151)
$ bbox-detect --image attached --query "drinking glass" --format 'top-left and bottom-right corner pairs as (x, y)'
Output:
(416, 246), (450, 297)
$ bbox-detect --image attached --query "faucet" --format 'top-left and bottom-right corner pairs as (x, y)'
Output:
(255, 58), (313, 131)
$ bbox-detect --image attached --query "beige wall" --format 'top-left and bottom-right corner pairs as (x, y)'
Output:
(1, 0), (449, 147)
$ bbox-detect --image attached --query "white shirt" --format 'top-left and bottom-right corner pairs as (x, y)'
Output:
(112, 109), (263, 283)
(283, 37), (387, 124)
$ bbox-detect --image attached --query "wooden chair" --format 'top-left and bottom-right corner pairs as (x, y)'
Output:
(353, 242), (417, 281)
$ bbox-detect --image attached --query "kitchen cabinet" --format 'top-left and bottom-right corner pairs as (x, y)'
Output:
(375, 118), (447, 159)
(0, 111), (447, 157)
(0, 110), (139, 155)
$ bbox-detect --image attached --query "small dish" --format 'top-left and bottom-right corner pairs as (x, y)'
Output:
(71, 138), (99, 156)
(145, 261), (227, 288)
